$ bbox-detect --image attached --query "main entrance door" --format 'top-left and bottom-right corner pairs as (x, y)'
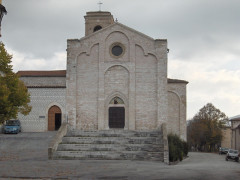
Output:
(109, 107), (125, 128)
(55, 113), (61, 130)
(48, 105), (62, 131)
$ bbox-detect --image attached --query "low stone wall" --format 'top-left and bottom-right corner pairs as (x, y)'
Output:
(48, 123), (68, 159)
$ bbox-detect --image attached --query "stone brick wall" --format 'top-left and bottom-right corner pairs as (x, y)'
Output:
(67, 23), (169, 131)
(18, 87), (66, 132)
(167, 91), (180, 135)
(167, 83), (187, 140)
(76, 44), (99, 130)
(135, 45), (157, 130)
(221, 127), (231, 148)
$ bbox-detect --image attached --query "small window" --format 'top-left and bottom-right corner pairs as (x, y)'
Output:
(110, 97), (124, 104)
(112, 45), (123, 56)
(93, 25), (102, 32)
(110, 43), (125, 58)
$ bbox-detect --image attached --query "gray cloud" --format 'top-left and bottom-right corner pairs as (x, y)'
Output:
(1, 0), (240, 118)
(2, 0), (240, 61)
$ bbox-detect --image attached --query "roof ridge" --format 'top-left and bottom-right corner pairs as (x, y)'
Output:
(17, 70), (66, 77)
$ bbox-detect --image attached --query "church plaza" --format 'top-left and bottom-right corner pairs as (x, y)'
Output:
(0, 132), (239, 179)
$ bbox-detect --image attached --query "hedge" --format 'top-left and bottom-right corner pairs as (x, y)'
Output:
(168, 133), (188, 162)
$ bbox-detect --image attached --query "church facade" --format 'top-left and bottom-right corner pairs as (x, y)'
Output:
(18, 11), (188, 140)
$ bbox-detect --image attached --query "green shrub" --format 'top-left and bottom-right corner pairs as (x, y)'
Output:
(168, 133), (188, 162)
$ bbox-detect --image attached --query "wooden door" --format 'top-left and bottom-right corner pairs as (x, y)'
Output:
(48, 106), (61, 131)
(109, 107), (125, 128)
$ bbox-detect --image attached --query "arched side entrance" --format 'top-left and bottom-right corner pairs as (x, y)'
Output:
(48, 105), (62, 131)
(108, 97), (125, 128)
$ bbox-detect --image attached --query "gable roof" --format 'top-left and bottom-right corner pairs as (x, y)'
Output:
(17, 70), (66, 77)
(229, 115), (240, 121)
(69, 22), (161, 42)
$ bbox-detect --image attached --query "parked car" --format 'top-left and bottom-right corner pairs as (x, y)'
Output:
(219, 147), (229, 155)
(3, 120), (21, 134)
(225, 149), (239, 162)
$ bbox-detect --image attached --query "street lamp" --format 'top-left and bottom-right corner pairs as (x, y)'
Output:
(0, 1), (7, 37)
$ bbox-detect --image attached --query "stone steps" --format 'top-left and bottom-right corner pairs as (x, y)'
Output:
(53, 130), (164, 161)
(67, 130), (161, 137)
(57, 143), (163, 152)
(61, 136), (162, 144)
(54, 151), (164, 160)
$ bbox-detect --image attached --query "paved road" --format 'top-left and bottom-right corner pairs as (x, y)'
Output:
(0, 132), (239, 179)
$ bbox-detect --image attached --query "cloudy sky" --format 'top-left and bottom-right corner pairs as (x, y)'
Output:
(1, 0), (240, 119)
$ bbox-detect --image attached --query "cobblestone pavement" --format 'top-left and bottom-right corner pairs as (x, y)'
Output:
(0, 132), (239, 179)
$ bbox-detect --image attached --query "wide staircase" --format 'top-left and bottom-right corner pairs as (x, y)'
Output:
(53, 129), (164, 161)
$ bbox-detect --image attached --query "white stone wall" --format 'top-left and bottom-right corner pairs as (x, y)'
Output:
(18, 88), (66, 132)
(167, 91), (180, 135)
(105, 66), (129, 101)
(104, 31), (130, 62)
(67, 23), (169, 131)
(167, 83), (187, 140)
(135, 45), (157, 130)
(76, 44), (99, 130)
(104, 65), (129, 129)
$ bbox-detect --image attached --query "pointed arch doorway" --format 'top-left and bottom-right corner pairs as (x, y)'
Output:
(48, 105), (62, 131)
(108, 97), (125, 128)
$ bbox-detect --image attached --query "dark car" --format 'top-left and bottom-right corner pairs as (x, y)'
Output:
(226, 149), (239, 162)
(219, 147), (229, 155)
(3, 120), (21, 134)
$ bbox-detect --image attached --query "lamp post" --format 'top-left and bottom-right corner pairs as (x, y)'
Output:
(0, 0), (7, 37)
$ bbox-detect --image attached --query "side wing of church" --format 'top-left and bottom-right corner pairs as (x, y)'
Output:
(18, 11), (188, 140)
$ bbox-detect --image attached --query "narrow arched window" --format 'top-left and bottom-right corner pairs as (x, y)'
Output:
(110, 97), (124, 104)
(93, 25), (102, 32)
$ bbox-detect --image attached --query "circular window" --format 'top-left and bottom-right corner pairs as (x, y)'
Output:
(111, 45), (123, 56)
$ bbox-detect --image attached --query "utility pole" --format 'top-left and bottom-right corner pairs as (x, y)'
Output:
(0, 0), (7, 37)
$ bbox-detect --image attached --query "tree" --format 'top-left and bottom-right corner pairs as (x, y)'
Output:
(187, 103), (228, 152)
(0, 42), (31, 123)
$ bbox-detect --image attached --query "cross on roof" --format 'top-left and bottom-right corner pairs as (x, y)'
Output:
(98, 1), (103, 11)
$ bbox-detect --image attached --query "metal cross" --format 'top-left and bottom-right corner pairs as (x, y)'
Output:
(98, 1), (103, 11)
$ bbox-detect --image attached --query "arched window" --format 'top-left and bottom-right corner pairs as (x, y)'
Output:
(93, 25), (102, 32)
(110, 97), (124, 104)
